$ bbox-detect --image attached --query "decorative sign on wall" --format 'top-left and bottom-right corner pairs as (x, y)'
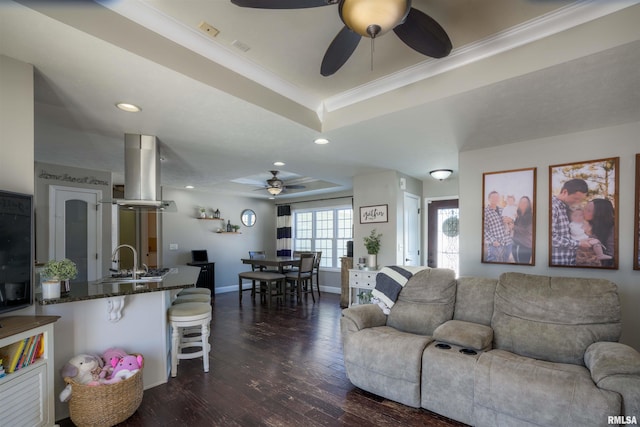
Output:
(38, 170), (109, 187)
(360, 204), (388, 224)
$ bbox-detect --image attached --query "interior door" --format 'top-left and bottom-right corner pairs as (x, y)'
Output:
(427, 199), (459, 275)
(403, 193), (420, 266)
(49, 186), (102, 282)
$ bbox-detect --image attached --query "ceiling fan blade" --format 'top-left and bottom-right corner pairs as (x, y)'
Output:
(393, 8), (452, 58)
(284, 185), (306, 190)
(321, 26), (361, 76)
(231, 0), (335, 9)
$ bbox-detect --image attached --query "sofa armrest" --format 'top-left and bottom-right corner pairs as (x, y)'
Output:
(341, 304), (387, 332)
(585, 341), (640, 417)
(433, 320), (493, 351)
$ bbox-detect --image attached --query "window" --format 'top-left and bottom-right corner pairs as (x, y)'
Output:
(293, 207), (353, 268)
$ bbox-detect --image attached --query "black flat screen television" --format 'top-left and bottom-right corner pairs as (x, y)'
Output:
(0, 190), (33, 314)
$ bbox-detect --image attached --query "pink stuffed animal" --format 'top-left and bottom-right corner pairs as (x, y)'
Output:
(102, 354), (143, 384)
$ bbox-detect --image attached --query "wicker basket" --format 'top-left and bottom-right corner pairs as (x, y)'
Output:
(65, 355), (144, 427)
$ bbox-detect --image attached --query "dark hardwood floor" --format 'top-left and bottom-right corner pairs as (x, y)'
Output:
(59, 292), (467, 426)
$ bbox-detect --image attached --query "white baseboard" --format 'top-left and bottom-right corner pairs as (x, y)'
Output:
(214, 284), (340, 295)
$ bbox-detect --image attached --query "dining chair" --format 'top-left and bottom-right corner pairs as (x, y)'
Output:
(312, 251), (322, 299)
(285, 252), (316, 303)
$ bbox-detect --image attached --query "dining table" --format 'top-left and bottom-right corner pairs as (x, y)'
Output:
(241, 256), (300, 273)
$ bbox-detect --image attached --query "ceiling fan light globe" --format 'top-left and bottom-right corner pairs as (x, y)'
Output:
(340, 0), (410, 38)
(267, 186), (283, 195)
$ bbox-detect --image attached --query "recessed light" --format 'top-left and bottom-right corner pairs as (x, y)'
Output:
(185, 185), (194, 189)
(273, 161), (285, 166)
(116, 102), (141, 112)
(314, 137), (329, 145)
(268, 196), (275, 200)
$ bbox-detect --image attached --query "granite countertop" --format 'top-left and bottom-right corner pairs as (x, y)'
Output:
(36, 265), (200, 305)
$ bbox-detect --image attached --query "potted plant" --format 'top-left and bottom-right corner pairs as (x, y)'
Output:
(358, 290), (373, 305)
(199, 207), (207, 218)
(41, 258), (78, 299)
(232, 224), (241, 233)
(363, 229), (382, 269)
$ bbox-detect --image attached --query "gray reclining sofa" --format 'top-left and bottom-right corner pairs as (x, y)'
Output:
(340, 269), (640, 426)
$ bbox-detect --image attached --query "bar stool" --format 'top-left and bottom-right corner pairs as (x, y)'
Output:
(173, 294), (211, 304)
(178, 287), (211, 297)
(168, 302), (211, 377)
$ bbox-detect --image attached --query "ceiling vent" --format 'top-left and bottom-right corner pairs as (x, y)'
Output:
(198, 21), (219, 38)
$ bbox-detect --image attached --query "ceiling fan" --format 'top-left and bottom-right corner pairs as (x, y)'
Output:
(258, 170), (307, 195)
(230, 0), (452, 76)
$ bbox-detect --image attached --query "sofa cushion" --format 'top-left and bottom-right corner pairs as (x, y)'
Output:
(453, 276), (498, 326)
(491, 272), (621, 365)
(386, 268), (456, 336)
(474, 349), (621, 427)
(342, 326), (432, 407)
(433, 320), (493, 351)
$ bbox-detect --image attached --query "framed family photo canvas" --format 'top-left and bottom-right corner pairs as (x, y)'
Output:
(549, 157), (619, 269)
(482, 167), (536, 265)
(634, 154), (640, 270)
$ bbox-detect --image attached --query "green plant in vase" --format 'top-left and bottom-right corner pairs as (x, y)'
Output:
(363, 229), (382, 269)
(41, 258), (78, 282)
(41, 258), (78, 298)
(357, 290), (373, 304)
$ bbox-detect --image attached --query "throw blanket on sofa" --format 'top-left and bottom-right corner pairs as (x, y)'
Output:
(372, 266), (429, 314)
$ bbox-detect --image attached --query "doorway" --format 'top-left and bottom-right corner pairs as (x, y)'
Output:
(116, 209), (160, 270)
(49, 186), (102, 282)
(403, 192), (421, 266)
(427, 199), (459, 275)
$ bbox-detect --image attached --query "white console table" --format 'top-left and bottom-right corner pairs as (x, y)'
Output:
(348, 269), (379, 306)
(0, 315), (59, 427)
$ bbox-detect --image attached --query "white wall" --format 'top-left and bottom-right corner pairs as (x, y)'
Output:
(353, 171), (400, 267)
(161, 188), (276, 292)
(459, 121), (640, 350)
(0, 55), (35, 317)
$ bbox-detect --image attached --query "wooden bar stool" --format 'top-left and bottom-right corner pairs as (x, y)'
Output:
(178, 287), (211, 297)
(168, 302), (211, 377)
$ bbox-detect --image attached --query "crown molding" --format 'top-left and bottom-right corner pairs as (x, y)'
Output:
(322, 0), (640, 113)
(99, 0), (638, 122)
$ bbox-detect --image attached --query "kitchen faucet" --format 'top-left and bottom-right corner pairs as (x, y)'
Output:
(111, 244), (139, 280)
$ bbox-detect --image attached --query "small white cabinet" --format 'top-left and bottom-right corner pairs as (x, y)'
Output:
(348, 269), (379, 306)
(0, 316), (59, 427)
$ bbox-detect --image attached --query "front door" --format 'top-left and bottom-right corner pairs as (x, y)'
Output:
(49, 186), (102, 282)
(427, 199), (459, 275)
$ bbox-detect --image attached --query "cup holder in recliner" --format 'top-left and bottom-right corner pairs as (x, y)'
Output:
(459, 348), (477, 355)
(435, 343), (451, 350)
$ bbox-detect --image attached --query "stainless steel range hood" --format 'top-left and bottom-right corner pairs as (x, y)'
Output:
(109, 134), (176, 212)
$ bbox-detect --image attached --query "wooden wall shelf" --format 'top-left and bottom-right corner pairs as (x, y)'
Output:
(197, 217), (224, 221)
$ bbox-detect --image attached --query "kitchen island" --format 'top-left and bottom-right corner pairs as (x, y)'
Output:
(35, 265), (201, 421)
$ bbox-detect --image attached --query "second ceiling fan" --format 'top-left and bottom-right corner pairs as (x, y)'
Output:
(230, 0), (452, 76)
(261, 170), (306, 195)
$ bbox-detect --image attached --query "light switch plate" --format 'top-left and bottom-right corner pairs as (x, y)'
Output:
(169, 243), (178, 251)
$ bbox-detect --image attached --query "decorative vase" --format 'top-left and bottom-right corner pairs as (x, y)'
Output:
(42, 280), (61, 299)
(200, 211), (206, 218)
(367, 254), (377, 269)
